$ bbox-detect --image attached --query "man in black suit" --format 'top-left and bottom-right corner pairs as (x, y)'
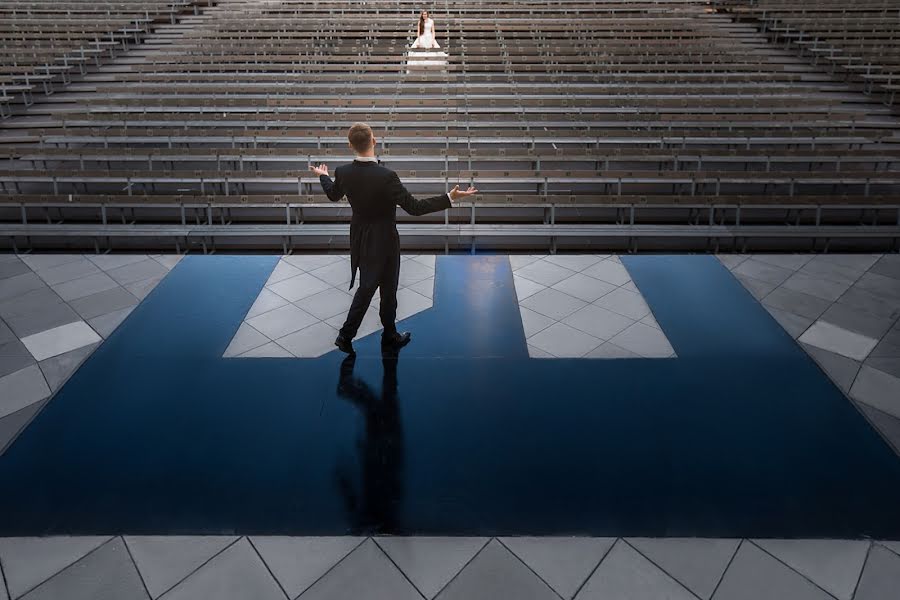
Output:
(310, 122), (477, 354)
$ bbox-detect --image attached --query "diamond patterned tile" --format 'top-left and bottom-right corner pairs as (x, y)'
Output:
(627, 538), (739, 600)
(0, 536), (112, 599)
(151, 255), (183, 270)
(527, 322), (601, 358)
(223, 323), (270, 357)
(575, 541), (695, 600)
(281, 254), (345, 272)
(733, 259), (795, 286)
(85, 254), (148, 271)
(265, 260), (304, 285)
(67, 286), (139, 321)
(835, 287), (900, 321)
(508, 255), (547, 270)
(751, 254), (813, 271)
(584, 342), (640, 359)
(551, 273), (616, 303)
(855, 544), (900, 600)
(716, 254), (749, 270)
(762, 287), (832, 321)
(734, 274), (776, 301)
(753, 539), (869, 600)
(818, 303), (895, 340)
(238, 342), (294, 358)
(527, 344), (555, 358)
(520, 288), (587, 321)
(407, 277), (435, 299)
(798, 321), (878, 361)
(850, 366), (900, 419)
(0, 365), (51, 420)
(395, 288), (432, 321)
(0, 339), (36, 379)
(513, 275), (546, 302)
(162, 538), (283, 600)
(593, 287), (651, 321)
(295, 287), (355, 321)
(436, 539), (557, 600)
(781, 272), (851, 303)
(18, 254), (83, 272)
(4, 300), (80, 339)
(33, 258), (100, 287)
(500, 537), (615, 599)
(308, 260), (353, 287)
(88, 307), (134, 339)
(124, 276), (164, 300)
(562, 304), (635, 341)
(0, 273), (46, 303)
(869, 255), (900, 280)
(276, 321), (339, 358)
(712, 542), (832, 600)
(246, 288), (290, 320)
(518, 306), (555, 338)
(50, 272), (119, 302)
(410, 255), (437, 269)
(854, 272), (900, 302)
(799, 257), (866, 287)
(38, 343), (99, 392)
(397, 260), (435, 287)
(514, 259), (576, 287)
(581, 260), (632, 286)
(0, 399), (47, 454)
(377, 537), (487, 599)
(268, 273), (333, 303)
(20, 321), (102, 362)
(299, 539), (421, 600)
(542, 254), (605, 272)
(126, 536), (237, 599)
(609, 322), (674, 358)
(105, 259), (169, 287)
(800, 344), (861, 394)
(764, 306), (813, 339)
(252, 536), (364, 600)
(247, 304), (318, 340)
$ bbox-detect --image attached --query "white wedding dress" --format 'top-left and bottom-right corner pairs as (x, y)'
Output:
(411, 18), (440, 49)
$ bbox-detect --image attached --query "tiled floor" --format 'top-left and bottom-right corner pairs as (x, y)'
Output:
(0, 535), (897, 599)
(0, 254), (180, 452)
(224, 255), (435, 358)
(2, 252), (900, 599)
(721, 254), (900, 453)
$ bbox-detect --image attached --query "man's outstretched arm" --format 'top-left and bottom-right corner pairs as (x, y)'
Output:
(309, 163), (344, 202)
(389, 171), (477, 216)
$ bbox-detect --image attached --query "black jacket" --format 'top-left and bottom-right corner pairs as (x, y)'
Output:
(319, 160), (451, 288)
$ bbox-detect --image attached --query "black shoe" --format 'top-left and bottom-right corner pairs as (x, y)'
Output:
(381, 331), (411, 349)
(334, 334), (355, 354)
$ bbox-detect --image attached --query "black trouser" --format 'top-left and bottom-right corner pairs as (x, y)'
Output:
(340, 250), (400, 340)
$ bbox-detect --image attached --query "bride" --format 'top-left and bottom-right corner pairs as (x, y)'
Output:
(410, 10), (440, 49)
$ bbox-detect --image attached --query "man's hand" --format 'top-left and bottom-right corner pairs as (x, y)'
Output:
(309, 163), (329, 177)
(449, 184), (478, 201)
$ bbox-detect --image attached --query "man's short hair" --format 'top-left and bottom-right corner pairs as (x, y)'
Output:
(348, 122), (374, 153)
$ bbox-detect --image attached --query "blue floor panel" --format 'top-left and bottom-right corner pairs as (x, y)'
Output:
(1, 254), (899, 537)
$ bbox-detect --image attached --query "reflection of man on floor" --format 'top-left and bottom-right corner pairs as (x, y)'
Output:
(335, 351), (404, 534)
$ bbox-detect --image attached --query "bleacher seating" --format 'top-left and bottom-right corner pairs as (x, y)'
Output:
(1, 0), (899, 252)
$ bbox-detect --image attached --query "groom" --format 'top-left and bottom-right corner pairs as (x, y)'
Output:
(310, 122), (478, 354)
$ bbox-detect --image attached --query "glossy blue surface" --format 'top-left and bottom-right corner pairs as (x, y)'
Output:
(1, 254), (899, 537)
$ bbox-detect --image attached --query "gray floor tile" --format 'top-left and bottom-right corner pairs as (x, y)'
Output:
(0, 536), (112, 599)
(854, 272), (900, 302)
(609, 322), (674, 358)
(85, 254), (149, 272)
(51, 272), (120, 302)
(508, 254), (546, 270)
(734, 274), (776, 301)
(395, 288), (432, 321)
(762, 287), (832, 321)
(397, 260), (435, 287)
(501, 537), (615, 600)
(850, 366), (900, 419)
(125, 276), (165, 300)
(0, 273), (46, 303)
(33, 258), (100, 286)
(246, 288), (290, 320)
(551, 273), (616, 303)
(0, 399), (47, 455)
(39, 343), (99, 392)
(878, 541), (900, 556)
(0, 287), (66, 322)
(818, 302), (895, 341)
(266, 260), (304, 285)
(860, 404), (900, 455)
(716, 254), (749, 270)
(518, 306), (555, 338)
(238, 342), (294, 358)
(18, 254), (83, 272)
(640, 314), (661, 329)
(410, 254), (437, 269)
(575, 540), (695, 600)
(125, 535), (237, 599)
(527, 322), (602, 358)
(515, 259), (576, 287)
(105, 259), (169, 287)
(276, 321), (339, 358)
(798, 321), (878, 361)
(21, 321), (102, 362)
(799, 257), (866, 287)
(865, 356), (900, 379)
(853, 544), (900, 600)
(247, 304), (318, 340)
(295, 287), (354, 321)
(781, 272), (850, 302)
(584, 342), (640, 359)
(252, 536), (364, 599)
(151, 255), (183, 270)
(163, 538), (283, 600)
(5, 300), (80, 339)
(0, 319), (14, 345)
(751, 254), (813, 271)
(869, 254), (900, 280)
(0, 258), (31, 280)
(309, 260), (354, 287)
(520, 288), (587, 321)
(527, 345), (555, 358)
(753, 539), (869, 600)
(224, 324), (270, 357)
(20, 538), (147, 600)
(733, 259), (794, 285)
(593, 287), (651, 320)
(836, 286), (900, 321)
(407, 277), (435, 299)
(870, 336), (900, 359)
(437, 539), (557, 600)
(378, 537), (487, 599)
(68, 286), (139, 321)
(542, 254), (605, 272)
(712, 542), (833, 600)
(581, 260), (632, 286)
(627, 538), (739, 600)
(268, 273), (333, 303)
(814, 254), (881, 271)
(800, 344), (861, 394)
(765, 306), (813, 339)
(281, 254), (345, 272)
(562, 304), (634, 341)
(88, 307), (134, 339)
(0, 339), (36, 379)
(300, 538), (421, 600)
(513, 275), (546, 301)
(0, 365), (50, 420)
